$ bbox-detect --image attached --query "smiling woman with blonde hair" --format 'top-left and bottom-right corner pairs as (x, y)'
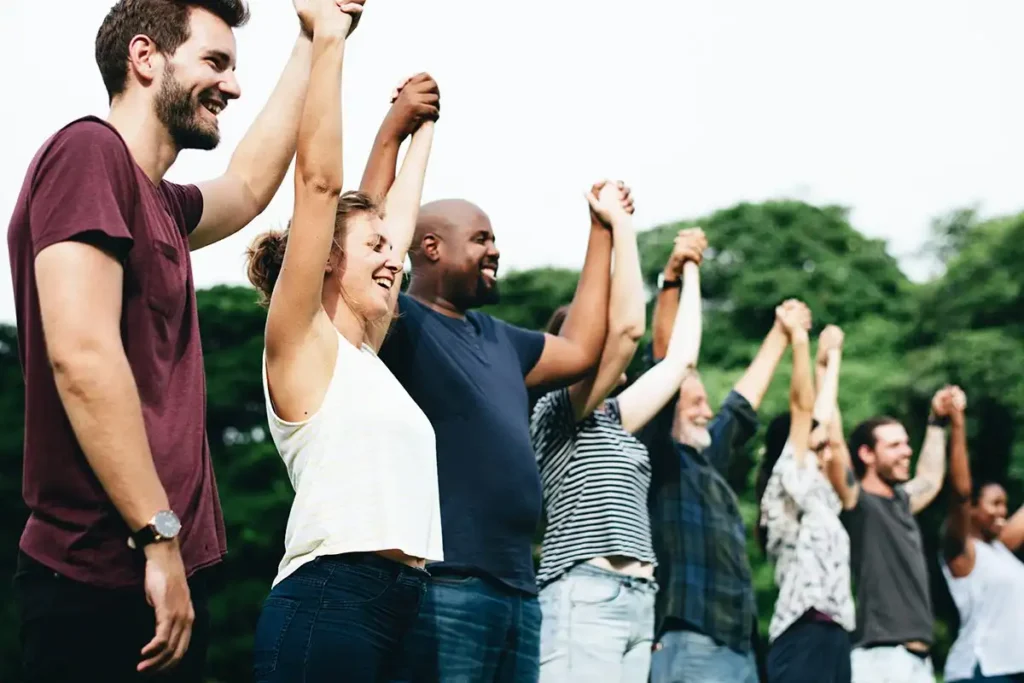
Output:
(243, 1), (444, 680)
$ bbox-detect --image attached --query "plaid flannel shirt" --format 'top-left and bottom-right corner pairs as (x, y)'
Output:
(639, 389), (760, 654)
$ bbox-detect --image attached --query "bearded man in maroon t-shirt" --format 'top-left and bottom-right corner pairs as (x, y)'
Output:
(6, 0), (365, 680)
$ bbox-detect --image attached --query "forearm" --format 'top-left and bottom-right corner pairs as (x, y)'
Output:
(229, 34), (314, 211)
(948, 418), (970, 500)
(384, 123), (434, 254)
(789, 334), (814, 464)
(907, 425), (947, 512)
(664, 262), (701, 365)
(733, 326), (788, 410)
(813, 350), (840, 424)
(607, 218), (645, 342)
(296, 31), (347, 190)
(360, 126), (401, 198)
(651, 283), (681, 360)
(559, 222), (612, 361)
(54, 351), (169, 532)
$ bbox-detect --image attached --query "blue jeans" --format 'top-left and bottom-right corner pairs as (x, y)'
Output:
(538, 563), (656, 683)
(650, 629), (758, 683)
(252, 553), (428, 683)
(766, 618), (851, 683)
(389, 573), (542, 683)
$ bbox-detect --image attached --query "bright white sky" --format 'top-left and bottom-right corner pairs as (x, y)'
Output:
(2, 1), (1024, 323)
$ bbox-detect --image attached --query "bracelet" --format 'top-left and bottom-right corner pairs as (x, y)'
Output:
(928, 414), (950, 428)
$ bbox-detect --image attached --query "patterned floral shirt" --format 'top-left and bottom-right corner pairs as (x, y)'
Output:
(760, 443), (855, 642)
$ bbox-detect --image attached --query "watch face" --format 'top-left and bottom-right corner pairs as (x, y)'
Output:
(153, 510), (182, 538)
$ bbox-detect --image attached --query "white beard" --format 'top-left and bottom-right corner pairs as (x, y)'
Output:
(682, 425), (712, 452)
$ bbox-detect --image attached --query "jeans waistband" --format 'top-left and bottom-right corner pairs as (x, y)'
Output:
(570, 561), (658, 591)
(316, 552), (431, 580)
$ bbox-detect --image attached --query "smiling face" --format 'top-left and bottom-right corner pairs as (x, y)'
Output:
(675, 373), (714, 451)
(972, 483), (1009, 542)
(330, 212), (402, 324)
(859, 422), (913, 484)
(152, 7), (241, 150)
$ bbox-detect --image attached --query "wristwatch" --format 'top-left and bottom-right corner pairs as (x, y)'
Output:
(128, 510), (182, 550)
(657, 273), (681, 290)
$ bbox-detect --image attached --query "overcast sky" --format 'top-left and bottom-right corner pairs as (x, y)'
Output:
(2, 0), (1024, 323)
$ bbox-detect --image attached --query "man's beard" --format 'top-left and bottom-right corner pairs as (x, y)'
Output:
(155, 65), (220, 151)
(473, 275), (500, 306)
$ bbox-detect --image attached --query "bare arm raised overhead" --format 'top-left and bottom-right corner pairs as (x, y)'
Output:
(190, 1), (366, 250)
(257, 2), (362, 422)
(617, 229), (707, 434)
(565, 182), (644, 420)
(524, 184), (614, 389)
(942, 388), (976, 576)
(906, 387), (955, 514)
(814, 326), (858, 509)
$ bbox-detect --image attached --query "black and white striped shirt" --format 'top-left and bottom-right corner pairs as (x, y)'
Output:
(530, 388), (657, 588)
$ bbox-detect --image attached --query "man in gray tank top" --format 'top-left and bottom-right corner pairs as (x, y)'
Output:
(823, 387), (959, 683)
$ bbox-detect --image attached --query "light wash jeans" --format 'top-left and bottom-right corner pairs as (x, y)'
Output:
(538, 563), (656, 683)
(851, 645), (934, 683)
(650, 630), (758, 683)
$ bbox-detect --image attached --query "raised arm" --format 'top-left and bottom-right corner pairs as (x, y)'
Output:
(190, 1), (366, 250)
(524, 183), (613, 389)
(943, 389), (975, 576)
(815, 327), (858, 508)
(566, 182), (643, 419)
(651, 230), (691, 360)
(617, 230), (706, 433)
(1000, 504), (1024, 552)
(906, 386), (953, 514)
(732, 300), (801, 411)
(264, 6), (354, 355)
(782, 304), (814, 465)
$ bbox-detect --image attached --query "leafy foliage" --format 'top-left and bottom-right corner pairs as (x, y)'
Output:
(0, 200), (1021, 681)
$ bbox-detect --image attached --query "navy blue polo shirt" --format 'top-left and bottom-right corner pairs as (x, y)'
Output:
(379, 293), (547, 594)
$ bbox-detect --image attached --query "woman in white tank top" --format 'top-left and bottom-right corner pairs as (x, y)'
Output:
(941, 388), (1024, 683)
(243, 4), (443, 681)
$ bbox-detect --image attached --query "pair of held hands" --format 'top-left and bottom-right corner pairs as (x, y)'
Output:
(296, 0), (441, 142)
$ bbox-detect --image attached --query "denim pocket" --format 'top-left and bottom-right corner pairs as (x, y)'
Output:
(253, 596), (299, 680)
(569, 575), (622, 606)
(320, 562), (401, 609)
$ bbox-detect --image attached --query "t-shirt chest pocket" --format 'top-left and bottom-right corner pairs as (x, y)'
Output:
(145, 237), (188, 320)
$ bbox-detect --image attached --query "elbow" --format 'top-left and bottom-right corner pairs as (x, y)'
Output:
(612, 319), (645, 345)
(48, 341), (118, 399)
(297, 168), (343, 198)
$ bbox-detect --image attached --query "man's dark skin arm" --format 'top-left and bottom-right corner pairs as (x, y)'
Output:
(359, 74), (439, 199)
(943, 390), (975, 577)
(525, 183), (614, 388)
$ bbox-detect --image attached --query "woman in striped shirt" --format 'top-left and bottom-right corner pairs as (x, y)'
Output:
(530, 185), (707, 683)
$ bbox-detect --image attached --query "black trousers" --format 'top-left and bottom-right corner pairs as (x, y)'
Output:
(766, 617), (851, 683)
(13, 552), (211, 683)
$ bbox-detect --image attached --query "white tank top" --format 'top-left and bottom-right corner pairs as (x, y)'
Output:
(942, 538), (1024, 680)
(262, 331), (444, 587)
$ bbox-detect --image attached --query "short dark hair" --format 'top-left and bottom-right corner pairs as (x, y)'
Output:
(848, 416), (902, 478)
(95, 0), (250, 101)
(972, 479), (1003, 505)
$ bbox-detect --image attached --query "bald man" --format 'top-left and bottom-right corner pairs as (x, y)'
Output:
(370, 182), (615, 681)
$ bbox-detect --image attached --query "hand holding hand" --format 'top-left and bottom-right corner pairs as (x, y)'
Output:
(138, 542), (194, 674)
(775, 299), (812, 342)
(383, 73), (440, 141)
(667, 228), (707, 271)
(931, 386), (955, 419)
(295, 0), (365, 38)
(816, 324), (844, 365)
(586, 180), (634, 228)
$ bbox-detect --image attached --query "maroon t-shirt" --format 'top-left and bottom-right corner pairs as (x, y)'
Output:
(6, 116), (226, 589)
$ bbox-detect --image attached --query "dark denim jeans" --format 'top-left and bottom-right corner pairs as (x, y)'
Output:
(766, 619), (851, 683)
(389, 573), (542, 683)
(253, 552), (428, 683)
(13, 551), (211, 683)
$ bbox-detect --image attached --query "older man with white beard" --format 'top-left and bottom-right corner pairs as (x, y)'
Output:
(638, 246), (807, 683)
